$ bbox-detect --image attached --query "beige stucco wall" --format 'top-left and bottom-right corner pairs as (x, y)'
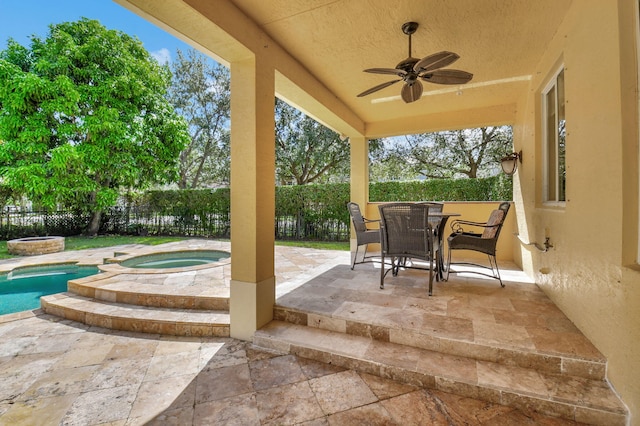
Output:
(516, 0), (640, 419)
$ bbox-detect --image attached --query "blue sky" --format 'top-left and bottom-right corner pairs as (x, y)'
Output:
(0, 0), (197, 64)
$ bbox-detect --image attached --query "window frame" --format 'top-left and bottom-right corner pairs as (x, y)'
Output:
(542, 64), (566, 207)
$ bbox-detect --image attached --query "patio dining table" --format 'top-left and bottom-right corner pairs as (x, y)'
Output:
(428, 211), (461, 280)
(379, 203), (459, 282)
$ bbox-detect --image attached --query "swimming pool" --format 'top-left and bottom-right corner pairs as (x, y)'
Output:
(118, 250), (230, 269)
(0, 264), (99, 315)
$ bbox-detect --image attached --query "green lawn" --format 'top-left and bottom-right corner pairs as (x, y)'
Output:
(0, 236), (349, 260)
(275, 240), (349, 251)
(64, 235), (187, 251)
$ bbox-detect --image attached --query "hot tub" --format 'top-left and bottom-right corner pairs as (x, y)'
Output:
(118, 250), (230, 269)
(7, 236), (65, 256)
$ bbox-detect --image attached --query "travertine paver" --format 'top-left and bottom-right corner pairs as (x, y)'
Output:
(0, 242), (592, 424)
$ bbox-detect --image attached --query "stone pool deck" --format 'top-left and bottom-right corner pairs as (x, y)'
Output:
(0, 239), (627, 424)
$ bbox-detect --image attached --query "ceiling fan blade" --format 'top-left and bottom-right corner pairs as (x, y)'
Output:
(400, 80), (423, 103)
(413, 51), (459, 73)
(421, 69), (473, 85)
(357, 79), (402, 97)
(364, 68), (407, 77)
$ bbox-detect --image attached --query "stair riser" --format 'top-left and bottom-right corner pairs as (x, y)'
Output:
(68, 281), (229, 311)
(253, 333), (626, 426)
(273, 306), (606, 381)
(41, 298), (229, 337)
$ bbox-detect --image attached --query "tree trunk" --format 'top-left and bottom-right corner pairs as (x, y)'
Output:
(85, 210), (102, 236)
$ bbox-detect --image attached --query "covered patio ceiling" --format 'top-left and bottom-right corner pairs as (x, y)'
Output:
(233, 0), (571, 122)
(117, 0), (572, 136)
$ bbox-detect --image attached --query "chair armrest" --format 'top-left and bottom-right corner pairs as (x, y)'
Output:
(450, 219), (486, 234)
(362, 217), (380, 231)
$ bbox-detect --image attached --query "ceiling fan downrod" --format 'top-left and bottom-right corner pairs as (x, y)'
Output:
(402, 22), (419, 58)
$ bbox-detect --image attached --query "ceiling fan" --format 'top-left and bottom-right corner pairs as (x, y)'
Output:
(357, 22), (473, 104)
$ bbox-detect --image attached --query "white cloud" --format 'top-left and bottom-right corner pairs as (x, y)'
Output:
(151, 48), (171, 65)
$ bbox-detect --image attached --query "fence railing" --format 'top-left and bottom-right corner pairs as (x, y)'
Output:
(0, 206), (350, 242)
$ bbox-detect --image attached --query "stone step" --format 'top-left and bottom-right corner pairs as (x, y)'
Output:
(67, 275), (229, 311)
(253, 321), (626, 426)
(41, 293), (229, 337)
(273, 305), (607, 381)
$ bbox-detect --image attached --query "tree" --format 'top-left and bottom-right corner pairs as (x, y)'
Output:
(167, 49), (231, 188)
(275, 99), (350, 185)
(369, 138), (418, 182)
(383, 126), (512, 179)
(0, 19), (189, 235)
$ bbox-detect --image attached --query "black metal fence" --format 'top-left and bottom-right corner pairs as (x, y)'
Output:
(0, 209), (90, 240)
(0, 206), (350, 241)
(100, 206), (233, 238)
(274, 213), (349, 241)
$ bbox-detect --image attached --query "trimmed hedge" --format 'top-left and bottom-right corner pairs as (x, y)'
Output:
(126, 176), (511, 240)
(370, 174), (512, 202)
(0, 176), (512, 241)
(134, 175), (511, 215)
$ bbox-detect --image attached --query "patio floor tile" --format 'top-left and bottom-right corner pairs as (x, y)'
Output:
(0, 241), (607, 424)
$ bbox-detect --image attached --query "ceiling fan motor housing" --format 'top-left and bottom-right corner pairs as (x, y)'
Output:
(396, 57), (420, 73)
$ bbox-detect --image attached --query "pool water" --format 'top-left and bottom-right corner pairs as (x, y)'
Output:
(120, 250), (229, 269)
(0, 265), (99, 315)
(128, 258), (214, 268)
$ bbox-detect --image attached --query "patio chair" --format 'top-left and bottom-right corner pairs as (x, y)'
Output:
(445, 202), (511, 286)
(420, 202), (445, 277)
(347, 202), (381, 269)
(378, 203), (439, 296)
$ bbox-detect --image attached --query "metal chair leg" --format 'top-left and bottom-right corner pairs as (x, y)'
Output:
(445, 248), (452, 281)
(488, 254), (504, 287)
(428, 255), (434, 296)
(351, 245), (360, 270)
(379, 252), (385, 289)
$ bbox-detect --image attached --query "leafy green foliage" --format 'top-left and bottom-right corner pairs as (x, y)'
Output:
(275, 99), (350, 185)
(133, 177), (510, 239)
(276, 183), (351, 221)
(370, 126), (513, 180)
(0, 19), (190, 234)
(142, 188), (231, 214)
(137, 176), (510, 223)
(369, 175), (512, 202)
(0, 177), (512, 241)
(131, 189), (231, 236)
(167, 49), (231, 188)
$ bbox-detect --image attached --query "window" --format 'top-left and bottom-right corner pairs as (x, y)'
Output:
(543, 67), (566, 204)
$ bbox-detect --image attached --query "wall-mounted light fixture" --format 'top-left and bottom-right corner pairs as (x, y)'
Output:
(500, 151), (522, 175)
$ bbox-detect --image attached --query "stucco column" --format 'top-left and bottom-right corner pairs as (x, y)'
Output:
(229, 56), (275, 340)
(349, 136), (369, 252)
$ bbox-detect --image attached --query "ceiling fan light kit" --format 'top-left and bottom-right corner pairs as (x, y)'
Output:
(357, 22), (473, 103)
